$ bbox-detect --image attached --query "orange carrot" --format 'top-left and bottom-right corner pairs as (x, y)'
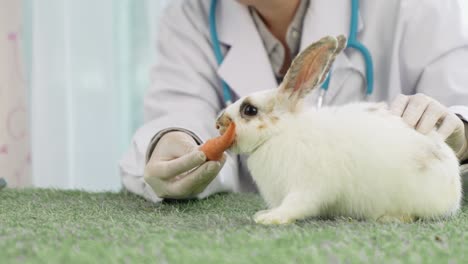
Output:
(200, 123), (236, 161)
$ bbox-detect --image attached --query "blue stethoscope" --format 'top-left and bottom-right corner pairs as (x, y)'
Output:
(209, 0), (374, 108)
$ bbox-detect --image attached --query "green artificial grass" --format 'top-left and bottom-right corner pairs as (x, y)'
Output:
(0, 189), (467, 263)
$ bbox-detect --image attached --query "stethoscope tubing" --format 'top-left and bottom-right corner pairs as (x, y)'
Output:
(209, 0), (233, 105)
(210, 0), (374, 107)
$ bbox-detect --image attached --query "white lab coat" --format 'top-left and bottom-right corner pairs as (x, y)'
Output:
(119, 0), (468, 203)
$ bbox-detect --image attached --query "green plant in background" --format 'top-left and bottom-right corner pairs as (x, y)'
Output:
(0, 178), (6, 190)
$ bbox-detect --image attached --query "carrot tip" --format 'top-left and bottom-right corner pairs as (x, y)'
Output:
(200, 123), (236, 161)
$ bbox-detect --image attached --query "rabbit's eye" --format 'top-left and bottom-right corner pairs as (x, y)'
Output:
(243, 104), (258, 117)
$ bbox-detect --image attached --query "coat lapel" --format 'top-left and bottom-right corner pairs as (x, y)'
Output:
(214, 0), (367, 103)
(216, 0), (277, 99)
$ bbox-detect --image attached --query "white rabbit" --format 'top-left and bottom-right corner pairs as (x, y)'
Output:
(216, 35), (462, 225)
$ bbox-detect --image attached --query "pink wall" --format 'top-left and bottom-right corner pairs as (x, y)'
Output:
(0, 1), (31, 188)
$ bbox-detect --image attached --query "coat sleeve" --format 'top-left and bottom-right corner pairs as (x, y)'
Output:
(400, 0), (468, 161)
(119, 2), (240, 202)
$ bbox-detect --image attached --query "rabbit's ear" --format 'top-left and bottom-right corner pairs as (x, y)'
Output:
(279, 35), (346, 109)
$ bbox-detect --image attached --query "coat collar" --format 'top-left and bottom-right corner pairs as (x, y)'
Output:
(216, 0), (276, 99)
(216, 0), (366, 103)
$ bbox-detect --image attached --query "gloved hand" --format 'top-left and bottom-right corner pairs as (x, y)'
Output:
(144, 131), (226, 199)
(390, 93), (467, 159)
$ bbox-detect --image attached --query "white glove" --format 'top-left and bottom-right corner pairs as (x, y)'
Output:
(144, 131), (226, 199)
(390, 93), (467, 159)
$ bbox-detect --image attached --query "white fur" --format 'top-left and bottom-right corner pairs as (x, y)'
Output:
(220, 35), (462, 224)
(224, 98), (462, 224)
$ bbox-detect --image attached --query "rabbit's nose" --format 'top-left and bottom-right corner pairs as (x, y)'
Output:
(216, 112), (231, 132)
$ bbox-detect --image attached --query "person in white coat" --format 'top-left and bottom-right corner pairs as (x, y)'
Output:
(119, 0), (468, 203)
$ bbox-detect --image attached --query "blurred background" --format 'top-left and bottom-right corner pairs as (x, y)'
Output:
(0, 0), (171, 191)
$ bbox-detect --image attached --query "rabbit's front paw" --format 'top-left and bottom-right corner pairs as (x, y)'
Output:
(253, 209), (295, 225)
